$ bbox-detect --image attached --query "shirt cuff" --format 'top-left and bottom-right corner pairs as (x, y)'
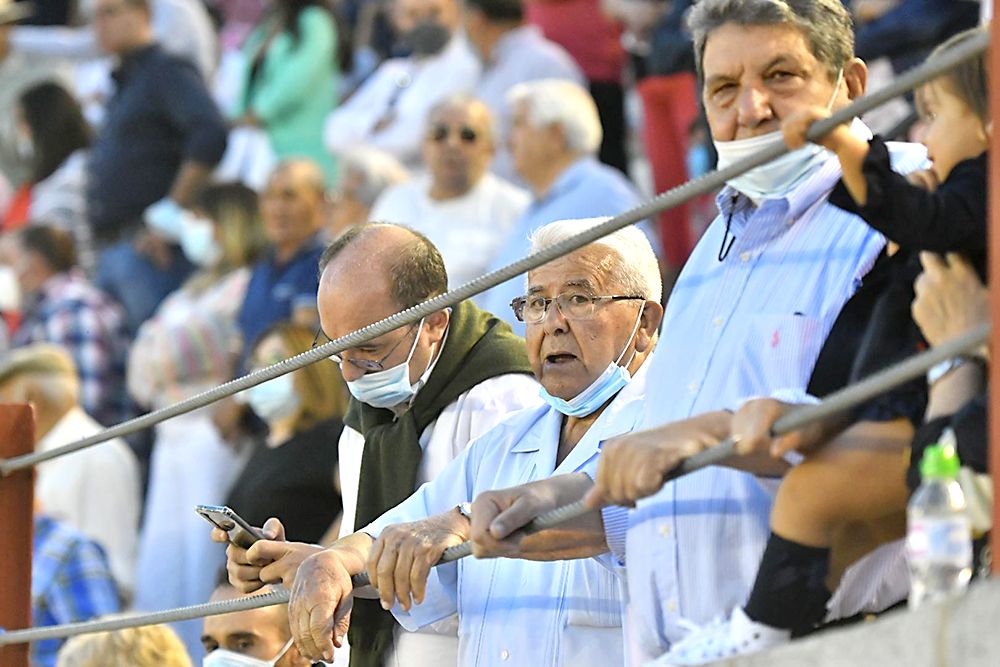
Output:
(601, 505), (629, 566)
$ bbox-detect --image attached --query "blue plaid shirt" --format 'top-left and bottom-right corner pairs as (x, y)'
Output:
(31, 516), (121, 667)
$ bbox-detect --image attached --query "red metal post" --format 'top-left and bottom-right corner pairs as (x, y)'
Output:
(991, 0), (1000, 576)
(0, 405), (35, 667)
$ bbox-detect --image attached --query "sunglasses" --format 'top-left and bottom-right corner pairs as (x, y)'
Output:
(428, 124), (479, 144)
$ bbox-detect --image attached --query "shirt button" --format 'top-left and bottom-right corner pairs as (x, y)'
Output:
(687, 382), (698, 394)
(500, 650), (510, 661)
(712, 316), (724, 328)
(667, 600), (678, 613)
(659, 524), (672, 538)
(740, 251), (751, 262)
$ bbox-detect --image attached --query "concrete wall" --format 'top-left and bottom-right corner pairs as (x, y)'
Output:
(715, 579), (1000, 667)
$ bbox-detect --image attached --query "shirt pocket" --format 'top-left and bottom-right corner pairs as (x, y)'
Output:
(563, 559), (624, 629)
(736, 313), (825, 396)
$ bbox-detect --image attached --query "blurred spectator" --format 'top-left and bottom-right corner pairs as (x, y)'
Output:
(527, 0), (629, 173)
(236, 160), (325, 364)
(88, 0), (228, 333)
(201, 582), (310, 667)
(132, 312), (250, 662)
(324, 146), (409, 240)
(1, 225), (131, 426)
(57, 622), (192, 667)
(854, 0), (978, 72)
(0, 344), (140, 597)
(227, 321), (346, 544)
(32, 513), (122, 667)
(323, 0), (480, 167)
(231, 0), (343, 183)
(369, 95), (529, 287)
(464, 0), (584, 180)
(477, 79), (645, 331)
(2, 82), (95, 274)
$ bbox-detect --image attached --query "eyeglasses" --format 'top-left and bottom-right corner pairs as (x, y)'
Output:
(311, 323), (419, 372)
(510, 292), (645, 324)
(428, 124), (478, 144)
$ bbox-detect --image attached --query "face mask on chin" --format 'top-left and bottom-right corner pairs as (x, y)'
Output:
(713, 68), (844, 202)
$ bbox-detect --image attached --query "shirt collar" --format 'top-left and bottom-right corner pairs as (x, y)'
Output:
(112, 42), (159, 85)
(267, 232), (323, 267)
(491, 25), (541, 64)
(535, 155), (595, 204)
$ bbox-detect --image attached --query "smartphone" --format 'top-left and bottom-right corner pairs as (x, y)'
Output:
(196, 504), (265, 549)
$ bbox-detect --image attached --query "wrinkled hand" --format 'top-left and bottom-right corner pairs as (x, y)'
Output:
(782, 106), (853, 153)
(289, 548), (360, 662)
(905, 168), (940, 192)
(367, 511), (468, 612)
(913, 252), (989, 350)
(584, 412), (730, 509)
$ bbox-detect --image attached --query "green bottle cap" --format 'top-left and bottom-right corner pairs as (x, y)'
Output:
(920, 443), (961, 479)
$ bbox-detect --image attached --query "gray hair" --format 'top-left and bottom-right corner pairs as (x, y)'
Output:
(338, 148), (410, 208)
(687, 0), (854, 80)
(528, 219), (663, 304)
(506, 79), (602, 155)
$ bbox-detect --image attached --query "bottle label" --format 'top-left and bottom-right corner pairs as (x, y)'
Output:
(907, 516), (973, 563)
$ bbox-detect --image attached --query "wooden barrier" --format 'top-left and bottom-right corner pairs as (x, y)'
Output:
(0, 405), (35, 667)
(991, 0), (1000, 576)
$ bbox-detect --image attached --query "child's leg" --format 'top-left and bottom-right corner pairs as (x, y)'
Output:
(744, 419), (912, 634)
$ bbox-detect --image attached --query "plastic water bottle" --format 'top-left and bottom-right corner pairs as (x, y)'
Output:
(906, 434), (973, 609)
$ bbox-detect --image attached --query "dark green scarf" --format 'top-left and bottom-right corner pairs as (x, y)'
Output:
(344, 300), (532, 667)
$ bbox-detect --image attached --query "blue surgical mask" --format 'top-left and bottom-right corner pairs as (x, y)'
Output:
(539, 305), (645, 418)
(245, 373), (300, 422)
(203, 638), (293, 667)
(714, 68), (843, 202)
(180, 215), (222, 267)
(346, 319), (429, 409)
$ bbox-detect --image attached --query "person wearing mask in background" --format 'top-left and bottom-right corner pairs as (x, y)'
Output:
(323, 0), (480, 167)
(236, 160), (327, 365)
(324, 146), (409, 241)
(1, 225), (131, 426)
(369, 95), (529, 288)
(57, 623), (193, 667)
(88, 0), (227, 334)
(231, 0), (345, 184)
(131, 312), (251, 662)
(0, 344), (140, 600)
(214, 223), (541, 666)
(478, 78), (649, 333)
(201, 582), (311, 667)
(464, 0), (585, 181)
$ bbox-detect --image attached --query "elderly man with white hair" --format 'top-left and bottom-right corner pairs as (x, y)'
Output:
(324, 147), (410, 240)
(221, 219), (664, 666)
(477, 79), (653, 332)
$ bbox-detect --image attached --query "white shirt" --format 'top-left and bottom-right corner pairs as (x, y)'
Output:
(365, 364), (652, 667)
(338, 372), (543, 666)
(36, 406), (141, 595)
(603, 134), (928, 662)
(369, 173), (530, 288)
(324, 36), (481, 166)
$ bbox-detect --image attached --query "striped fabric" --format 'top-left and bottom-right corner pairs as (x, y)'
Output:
(612, 132), (928, 662)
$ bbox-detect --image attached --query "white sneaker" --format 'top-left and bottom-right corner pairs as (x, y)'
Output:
(644, 607), (792, 666)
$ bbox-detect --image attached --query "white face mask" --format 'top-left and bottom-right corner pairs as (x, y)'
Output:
(0, 265), (22, 312)
(203, 638), (293, 667)
(245, 373), (301, 422)
(180, 215), (223, 267)
(345, 319), (430, 409)
(714, 69), (843, 202)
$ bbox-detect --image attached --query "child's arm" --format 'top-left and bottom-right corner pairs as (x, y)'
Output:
(783, 106), (871, 204)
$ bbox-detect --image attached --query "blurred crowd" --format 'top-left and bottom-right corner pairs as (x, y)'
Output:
(0, 0), (992, 666)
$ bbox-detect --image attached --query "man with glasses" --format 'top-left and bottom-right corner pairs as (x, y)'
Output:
(215, 221), (540, 667)
(369, 95), (529, 287)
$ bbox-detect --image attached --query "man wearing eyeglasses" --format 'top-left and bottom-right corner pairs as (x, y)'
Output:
(216, 221), (540, 667)
(368, 95), (529, 287)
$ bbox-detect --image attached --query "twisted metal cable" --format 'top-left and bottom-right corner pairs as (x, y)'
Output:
(1, 323), (987, 645)
(0, 28), (987, 477)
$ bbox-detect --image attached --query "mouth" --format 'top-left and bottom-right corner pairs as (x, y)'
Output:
(543, 352), (578, 366)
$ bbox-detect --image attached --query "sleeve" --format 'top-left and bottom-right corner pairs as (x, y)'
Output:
(251, 9), (337, 123)
(10, 25), (100, 58)
(324, 66), (393, 154)
(45, 303), (112, 424)
(48, 538), (121, 625)
(157, 60), (229, 166)
(907, 393), (988, 492)
(828, 136), (986, 255)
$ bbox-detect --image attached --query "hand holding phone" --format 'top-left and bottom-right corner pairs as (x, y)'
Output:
(196, 505), (265, 549)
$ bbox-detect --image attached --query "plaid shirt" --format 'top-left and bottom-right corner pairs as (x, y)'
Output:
(31, 515), (121, 667)
(12, 271), (130, 426)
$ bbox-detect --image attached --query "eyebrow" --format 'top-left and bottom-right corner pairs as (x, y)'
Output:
(526, 279), (595, 295)
(705, 54), (805, 89)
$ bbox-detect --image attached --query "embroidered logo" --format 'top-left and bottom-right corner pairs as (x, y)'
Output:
(771, 329), (781, 348)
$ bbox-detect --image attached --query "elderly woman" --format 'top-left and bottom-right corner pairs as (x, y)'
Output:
(217, 218), (664, 665)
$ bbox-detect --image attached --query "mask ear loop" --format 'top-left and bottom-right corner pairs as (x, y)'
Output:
(614, 302), (646, 368)
(826, 67), (845, 112)
(270, 637), (295, 664)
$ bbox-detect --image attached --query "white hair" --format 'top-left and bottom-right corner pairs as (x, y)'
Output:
(506, 79), (603, 154)
(339, 148), (410, 207)
(528, 218), (663, 303)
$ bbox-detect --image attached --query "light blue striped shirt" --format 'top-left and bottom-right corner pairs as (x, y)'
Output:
(605, 136), (927, 662)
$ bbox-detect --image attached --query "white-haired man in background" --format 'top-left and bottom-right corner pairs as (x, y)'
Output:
(324, 147), (410, 240)
(477, 79), (654, 332)
(224, 219), (665, 666)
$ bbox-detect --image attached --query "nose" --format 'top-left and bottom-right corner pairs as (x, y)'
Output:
(736, 84), (774, 130)
(540, 299), (570, 336)
(338, 362), (365, 383)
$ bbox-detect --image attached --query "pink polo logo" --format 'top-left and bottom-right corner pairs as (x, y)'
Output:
(771, 329), (781, 348)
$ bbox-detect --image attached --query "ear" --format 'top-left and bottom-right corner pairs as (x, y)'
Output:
(424, 308), (450, 343)
(844, 58), (867, 100)
(634, 301), (664, 354)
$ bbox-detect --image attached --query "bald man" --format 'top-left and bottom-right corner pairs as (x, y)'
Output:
(217, 222), (542, 666)
(202, 584), (310, 667)
(236, 159), (327, 362)
(369, 95), (530, 287)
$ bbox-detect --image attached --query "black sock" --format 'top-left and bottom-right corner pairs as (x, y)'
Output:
(743, 531), (832, 635)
